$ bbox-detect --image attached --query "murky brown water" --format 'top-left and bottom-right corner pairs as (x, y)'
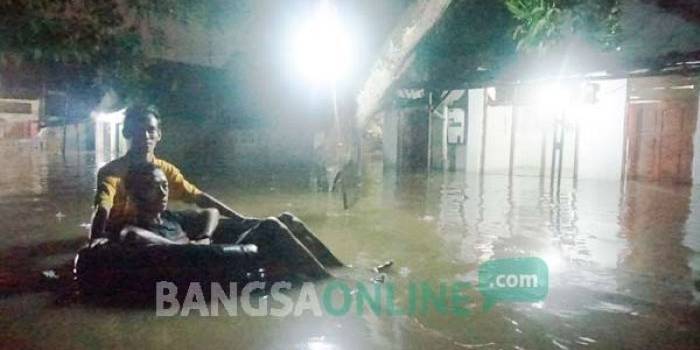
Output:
(1, 142), (700, 349)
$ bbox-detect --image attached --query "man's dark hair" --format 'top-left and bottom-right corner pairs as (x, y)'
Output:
(123, 104), (161, 138)
(124, 162), (164, 197)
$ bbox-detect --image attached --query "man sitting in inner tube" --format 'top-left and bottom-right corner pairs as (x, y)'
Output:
(90, 104), (257, 241)
(120, 162), (337, 279)
(89, 104), (344, 272)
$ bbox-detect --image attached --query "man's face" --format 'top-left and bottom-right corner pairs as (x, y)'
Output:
(125, 114), (161, 155)
(130, 168), (169, 214)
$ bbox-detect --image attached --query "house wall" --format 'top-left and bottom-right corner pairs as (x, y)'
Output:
(483, 105), (514, 175)
(576, 79), (627, 180)
(465, 88), (518, 175)
(0, 98), (41, 140)
(512, 105), (549, 177)
(464, 80), (627, 180)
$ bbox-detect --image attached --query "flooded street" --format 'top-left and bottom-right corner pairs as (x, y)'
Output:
(2, 144), (700, 350)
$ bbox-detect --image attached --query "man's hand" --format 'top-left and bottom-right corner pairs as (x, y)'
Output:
(89, 237), (110, 248)
(186, 208), (220, 240)
(90, 206), (110, 241)
(190, 238), (211, 245)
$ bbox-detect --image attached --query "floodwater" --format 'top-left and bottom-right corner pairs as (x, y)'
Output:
(1, 141), (700, 350)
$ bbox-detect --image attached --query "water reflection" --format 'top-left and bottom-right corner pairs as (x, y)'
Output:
(1, 144), (699, 349)
(0, 141), (48, 196)
(619, 182), (695, 304)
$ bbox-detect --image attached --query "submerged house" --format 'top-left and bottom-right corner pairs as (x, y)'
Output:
(379, 0), (700, 185)
(0, 61), (96, 155)
(0, 96), (41, 140)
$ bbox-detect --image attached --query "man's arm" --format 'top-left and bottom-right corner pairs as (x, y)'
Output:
(195, 192), (257, 225)
(90, 206), (110, 241)
(179, 208), (220, 241)
(120, 225), (182, 245)
(91, 166), (119, 241)
(161, 160), (259, 225)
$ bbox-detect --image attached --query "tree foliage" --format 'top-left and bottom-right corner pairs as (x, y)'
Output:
(413, 0), (517, 87)
(505, 0), (621, 52)
(0, 0), (244, 100)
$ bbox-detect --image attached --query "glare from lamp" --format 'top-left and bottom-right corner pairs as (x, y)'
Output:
(293, 0), (353, 84)
(540, 249), (565, 275)
(91, 108), (126, 124)
(536, 83), (571, 114)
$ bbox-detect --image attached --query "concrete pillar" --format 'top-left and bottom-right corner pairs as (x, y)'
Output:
(466, 89), (485, 173)
(694, 93), (700, 184)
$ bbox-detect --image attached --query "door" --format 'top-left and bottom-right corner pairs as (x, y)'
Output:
(397, 106), (429, 171)
(627, 100), (697, 183)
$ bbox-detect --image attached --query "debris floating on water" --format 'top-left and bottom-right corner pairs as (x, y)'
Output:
(42, 270), (58, 280)
(374, 260), (394, 273)
(372, 273), (386, 284)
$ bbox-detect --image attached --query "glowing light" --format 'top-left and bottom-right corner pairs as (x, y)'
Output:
(91, 108), (126, 123)
(585, 71), (608, 78)
(670, 85), (695, 90)
(536, 83), (571, 114)
(306, 337), (338, 350)
(292, 0), (353, 84)
(486, 86), (496, 100)
(540, 250), (566, 274)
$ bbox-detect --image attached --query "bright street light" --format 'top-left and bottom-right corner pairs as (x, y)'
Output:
(536, 83), (572, 114)
(292, 0), (353, 84)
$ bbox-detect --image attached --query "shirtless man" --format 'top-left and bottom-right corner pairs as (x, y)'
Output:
(121, 162), (336, 279)
(119, 162), (219, 246)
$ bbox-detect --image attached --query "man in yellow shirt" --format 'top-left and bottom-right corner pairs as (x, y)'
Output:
(91, 104), (253, 241)
(90, 104), (344, 269)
